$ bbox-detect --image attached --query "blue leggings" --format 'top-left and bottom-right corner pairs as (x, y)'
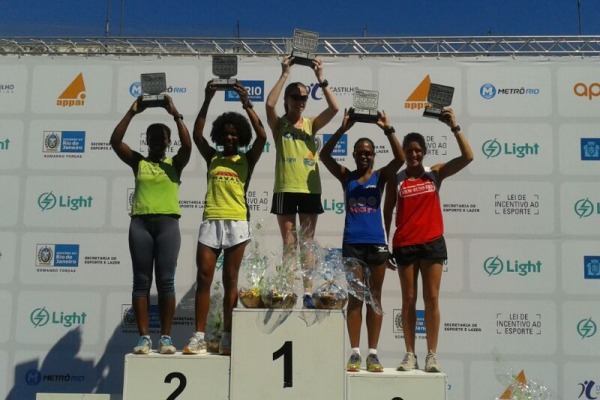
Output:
(129, 215), (180, 298)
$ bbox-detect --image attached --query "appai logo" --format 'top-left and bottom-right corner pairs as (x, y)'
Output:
(404, 74), (432, 111)
(56, 73), (86, 107)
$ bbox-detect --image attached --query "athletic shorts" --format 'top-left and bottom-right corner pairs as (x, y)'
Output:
(270, 192), (324, 215)
(393, 236), (447, 266)
(198, 220), (251, 249)
(342, 243), (389, 266)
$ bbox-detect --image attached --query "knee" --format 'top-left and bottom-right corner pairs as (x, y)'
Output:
(156, 275), (175, 297)
(132, 274), (151, 297)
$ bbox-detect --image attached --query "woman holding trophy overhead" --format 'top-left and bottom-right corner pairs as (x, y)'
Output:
(265, 55), (339, 308)
(384, 108), (473, 373)
(110, 94), (192, 355)
(320, 108), (404, 372)
(183, 80), (266, 356)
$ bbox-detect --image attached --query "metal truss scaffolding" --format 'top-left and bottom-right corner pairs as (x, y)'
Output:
(1, 36), (600, 57)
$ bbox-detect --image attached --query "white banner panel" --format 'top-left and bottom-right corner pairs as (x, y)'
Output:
(2, 54), (600, 399)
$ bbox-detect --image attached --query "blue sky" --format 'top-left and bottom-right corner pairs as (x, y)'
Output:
(2, 0), (599, 37)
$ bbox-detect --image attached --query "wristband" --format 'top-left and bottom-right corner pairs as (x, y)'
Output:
(174, 114), (184, 121)
(242, 101), (254, 110)
(451, 125), (461, 133)
(319, 79), (329, 88)
(384, 127), (395, 136)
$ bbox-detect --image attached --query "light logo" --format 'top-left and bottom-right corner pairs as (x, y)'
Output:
(481, 139), (540, 159)
(577, 317), (597, 339)
(483, 256), (542, 276)
(480, 83), (497, 99)
(37, 191), (93, 212)
(30, 307), (87, 328)
(322, 198), (344, 214)
(581, 138), (600, 161)
(574, 198), (596, 218)
(30, 307), (50, 327)
(56, 73), (86, 107)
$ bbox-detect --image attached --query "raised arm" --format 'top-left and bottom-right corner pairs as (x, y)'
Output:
(383, 173), (398, 242)
(235, 82), (266, 168)
(110, 97), (145, 168)
(375, 110), (405, 183)
(265, 56), (292, 137)
(163, 94), (192, 175)
(320, 108), (353, 183)
(432, 108), (474, 184)
(310, 58), (339, 133)
(193, 81), (217, 164)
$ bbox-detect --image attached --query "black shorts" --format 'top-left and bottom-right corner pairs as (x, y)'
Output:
(270, 192), (324, 215)
(393, 236), (447, 266)
(343, 243), (388, 266)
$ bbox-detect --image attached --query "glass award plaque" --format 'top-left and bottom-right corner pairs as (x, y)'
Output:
(211, 55), (238, 90)
(423, 83), (454, 119)
(140, 73), (167, 108)
(290, 29), (319, 67)
(348, 89), (380, 123)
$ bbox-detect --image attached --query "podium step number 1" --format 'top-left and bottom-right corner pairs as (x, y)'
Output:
(230, 309), (346, 399)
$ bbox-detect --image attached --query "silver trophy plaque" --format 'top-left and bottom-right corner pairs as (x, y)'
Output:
(140, 73), (167, 108)
(211, 55), (238, 90)
(290, 29), (319, 67)
(349, 89), (380, 123)
(423, 83), (454, 119)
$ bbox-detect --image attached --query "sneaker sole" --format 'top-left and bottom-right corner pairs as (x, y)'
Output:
(346, 366), (361, 372)
(159, 348), (176, 355)
(425, 367), (441, 373)
(182, 348), (207, 355)
(367, 366), (383, 372)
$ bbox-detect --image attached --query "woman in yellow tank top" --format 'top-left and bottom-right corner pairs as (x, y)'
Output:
(183, 81), (266, 355)
(265, 55), (339, 308)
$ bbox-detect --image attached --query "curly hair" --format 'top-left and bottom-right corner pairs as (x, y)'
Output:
(210, 111), (253, 147)
(403, 132), (427, 153)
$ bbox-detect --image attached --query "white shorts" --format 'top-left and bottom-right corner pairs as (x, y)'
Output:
(198, 220), (251, 249)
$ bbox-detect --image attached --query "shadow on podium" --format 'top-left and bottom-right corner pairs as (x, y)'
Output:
(7, 286), (198, 400)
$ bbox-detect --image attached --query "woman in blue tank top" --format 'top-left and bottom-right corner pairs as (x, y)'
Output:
(320, 108), (404, 373)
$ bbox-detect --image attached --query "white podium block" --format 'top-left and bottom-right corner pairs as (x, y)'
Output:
(230, 308), (346, 399)
(347, 369), (447, 400)
(123, 353), (230, 400)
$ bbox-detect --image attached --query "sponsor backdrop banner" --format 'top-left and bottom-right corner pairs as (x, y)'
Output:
(1, 55), (599, 400)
